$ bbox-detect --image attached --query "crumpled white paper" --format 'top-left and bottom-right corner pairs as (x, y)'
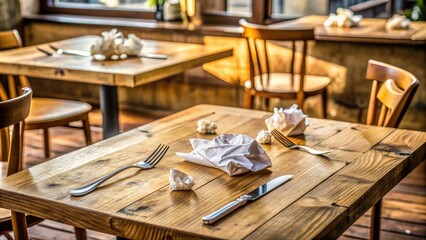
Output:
(90, 29), (143, 59)
(256, 130), (272, 144)
(386, 14), (411, 30)
(197, 119), (217, 134)
(323, 8), (363, 28)
(176, 134), (272, 176)
(169, 168), (195, 191)
(265, 104), (309, 136)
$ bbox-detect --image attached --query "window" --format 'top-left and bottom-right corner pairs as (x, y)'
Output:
(40, 0), (313, 24)
(41, 0), (156, 18)
(271, 0), (328, 19)
(53, 0), (153, 10)
(227, 0), (252, 17)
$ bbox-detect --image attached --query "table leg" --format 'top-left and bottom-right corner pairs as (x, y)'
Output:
(99, 85), (119, 139)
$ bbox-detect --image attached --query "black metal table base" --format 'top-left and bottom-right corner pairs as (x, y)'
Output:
(99, 85), (119, 139)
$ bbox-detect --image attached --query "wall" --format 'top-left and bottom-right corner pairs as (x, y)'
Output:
(0, 0), (21, 30)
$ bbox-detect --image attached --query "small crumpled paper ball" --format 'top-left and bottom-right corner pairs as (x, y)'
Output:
(197, 119), (217, 134)
(323, 8), (362, 28)
(386, 14), (411, 30)
(256, 130), (272, 144)
(90, 29), (143, 60)
(265, 104), (309, 136)
(169, 168), (195, 191)
(90, 29), (123, 59)
(116, 33), (143, 56)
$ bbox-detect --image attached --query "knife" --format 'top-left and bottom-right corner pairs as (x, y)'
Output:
(49, 45), (91, 57)
(202, 175), (293, 225)
(49, 45), (168, 59)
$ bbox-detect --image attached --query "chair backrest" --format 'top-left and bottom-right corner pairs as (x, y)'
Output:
(0, 30), (31, 100)
(0, 29), (22, 50)
(366, 60), (419, 128)
(239, 19), (315, 93)
(0, 88), (32, 176)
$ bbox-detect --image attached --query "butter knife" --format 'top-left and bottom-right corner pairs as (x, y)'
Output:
(49, 45), (168, 59)
(202, 175), (293, 224)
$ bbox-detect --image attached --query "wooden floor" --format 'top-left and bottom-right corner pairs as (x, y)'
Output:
(1, 108), (425, 240)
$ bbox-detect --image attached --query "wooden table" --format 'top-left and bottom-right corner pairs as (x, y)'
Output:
(0, 36), (233, 138)
(0, 105), (424, 239)
(271, 15), (426, 45)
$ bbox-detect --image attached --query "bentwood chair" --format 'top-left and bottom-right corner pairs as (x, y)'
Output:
(0, 87), (37, 239)
(365, 59), (419, 240)
(0, 30), (92, 160)
(239, 19), (330, 117)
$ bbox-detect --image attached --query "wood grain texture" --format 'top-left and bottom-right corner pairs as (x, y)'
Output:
(272, 15), (426, 45)
(0, 104), (424, 239)
(0, 36), (233, 87)
(248, 127), (426, 239)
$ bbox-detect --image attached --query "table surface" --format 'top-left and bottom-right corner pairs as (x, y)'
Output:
(0, 36), (233, 87)
(0, 105), (425, 239)
(271, 15), (426, 45)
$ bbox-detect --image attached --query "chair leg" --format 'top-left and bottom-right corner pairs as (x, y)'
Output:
(43, 129), (50, 158)
(370, 199), (382, 240)
(11, 211), (28, 240)
(1, 128), (10, 162)
(244, 92), (255, 109)
(264, 97), (270, 111)
(321, 90), (328, 119)
(74, 227), (87, 240)
(2, 232), (13, 240)
(82, 118), (92, 146)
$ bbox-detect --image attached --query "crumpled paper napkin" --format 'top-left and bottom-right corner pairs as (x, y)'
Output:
(265, 104), (309, 136)
(323, 8), (363, 28)
(176, 134), (272, 176)
(90, 29), (143, 59)
(169, 168), (195, 191)
(386, 14), (411, 30)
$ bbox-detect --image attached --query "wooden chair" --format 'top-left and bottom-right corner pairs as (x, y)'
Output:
(239, 19), (330, 117)
(365, 59), (419, 240)
(0, 30), (92, 159)
(0, 30), (88, 240)
(0, 87), (36, 239)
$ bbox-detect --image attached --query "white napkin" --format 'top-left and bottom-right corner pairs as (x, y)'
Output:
(90, 29), (143, 59)
(386, 14), (411, 30)
(176, 134), (272, 176)
(324, 8), (363, 28)
(265, 104), (309, 136)
(169, 168), (195, 191)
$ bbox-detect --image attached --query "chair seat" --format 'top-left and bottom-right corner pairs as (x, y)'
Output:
(26, 98), (91, 125)
(244, 73), (330, 96)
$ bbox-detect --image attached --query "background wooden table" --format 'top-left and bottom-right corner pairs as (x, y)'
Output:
(0, 37), (233, 138)
(0, 105), (424, 239)
(271, 15), (426, 45)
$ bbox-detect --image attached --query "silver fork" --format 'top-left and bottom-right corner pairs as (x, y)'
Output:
(270, 129), (330, 155)
(70, 144), (169, 197)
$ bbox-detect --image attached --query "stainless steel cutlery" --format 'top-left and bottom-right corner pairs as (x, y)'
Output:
(271, 129), (330, 155)
(70, 144), (169, 196)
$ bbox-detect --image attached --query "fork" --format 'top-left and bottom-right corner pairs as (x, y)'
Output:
(49, 44), (168, 59)
(70, 144), (169, 196)
(36, 47), (53, 56)
(270, 129), (330, 155)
